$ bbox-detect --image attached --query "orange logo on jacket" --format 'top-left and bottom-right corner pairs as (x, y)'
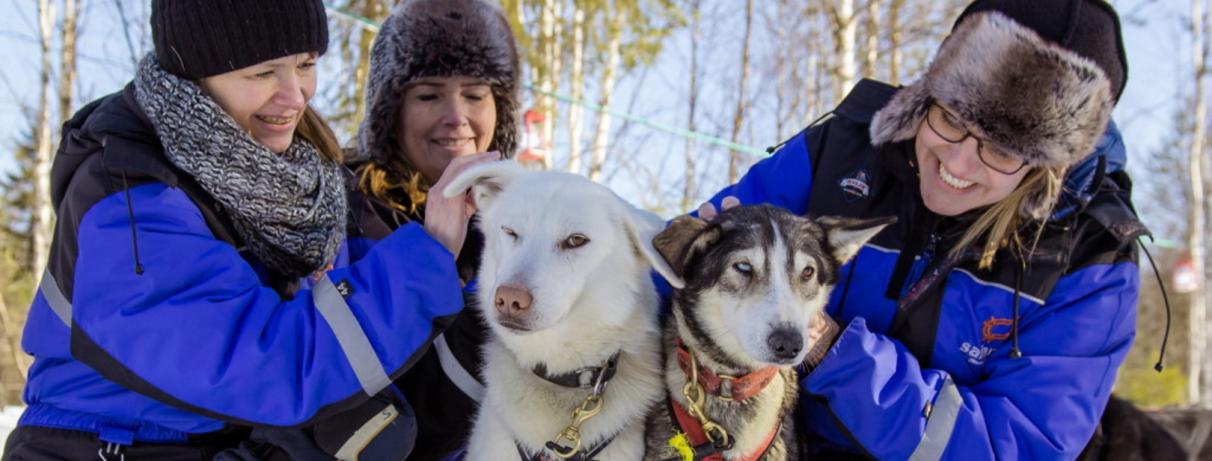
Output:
(981, 316), (1014, 343)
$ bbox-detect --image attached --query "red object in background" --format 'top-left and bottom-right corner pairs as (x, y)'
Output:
(1174, 255), (1198, 294)
(518, 109), (547, 163)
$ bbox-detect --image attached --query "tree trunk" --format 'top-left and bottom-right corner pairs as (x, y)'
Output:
(588, 5), (623, 182)
(537, 0), (558, 170)
(1189, 0), (1209, 407)
(828, 0), (857, 103)
(727, 0), (754, 184)
(351, 1), (384, 129)
(773, 0), (788, 141)
(31, 0), (55, 282)
(0, 293), (29, 404)
(863, 0), (881, 80)
(567, 3), (587, 174)
(888, 0), (904, 85)
(682, 0), (701, 210)
(58, 0), (78, 127)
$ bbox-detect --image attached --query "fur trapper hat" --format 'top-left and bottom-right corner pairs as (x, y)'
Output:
(356, 0), (520, 167)
(870, 5), (1120, 219)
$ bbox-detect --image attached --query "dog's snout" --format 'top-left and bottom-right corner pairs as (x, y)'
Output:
(494, 284), (533, 316)
(767, 328), (803, 360)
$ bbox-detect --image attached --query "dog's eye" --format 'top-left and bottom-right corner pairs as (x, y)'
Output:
(801, 266), (815, 280)
(502, 226), (519, 241)
(733, 262), (753, 275)
(561, 233), (589, 249)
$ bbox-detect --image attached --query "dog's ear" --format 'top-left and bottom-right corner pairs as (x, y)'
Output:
(620, 208), (688, 289)
(442, 161), (526, 211)
(652, 215), (719, 287)
(817, 215), (897, 264)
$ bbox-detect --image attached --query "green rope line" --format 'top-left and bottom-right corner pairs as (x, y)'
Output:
(527, 86), (768, 156)
(323, 2), (380, 31)
(323, 2), (767, 156)
(1143, 237), (1184, 249)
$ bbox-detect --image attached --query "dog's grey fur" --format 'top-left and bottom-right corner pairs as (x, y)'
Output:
(357, 0), (520, 163)
(644, 206), (892, 461)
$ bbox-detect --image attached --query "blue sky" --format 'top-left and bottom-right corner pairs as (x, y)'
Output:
(0, 0), (1193, 230)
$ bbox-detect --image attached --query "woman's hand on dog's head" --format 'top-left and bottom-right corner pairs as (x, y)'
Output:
(424, 151), (501, 258)
(696, 196), (741, 220)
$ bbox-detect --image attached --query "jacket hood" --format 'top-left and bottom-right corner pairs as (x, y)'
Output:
(51, 84), (171, 210)
(1052, 119), (1128, 221)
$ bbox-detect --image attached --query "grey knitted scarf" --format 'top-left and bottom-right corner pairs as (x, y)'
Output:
(133, 55), (346, 279)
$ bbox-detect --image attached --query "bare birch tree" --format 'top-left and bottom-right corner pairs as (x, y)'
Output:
(59, 0), (78, 127)
(588, 3), (623, 181)
(887, 0), (905, 84)
(1188, 0), (1210, 407)
(536, 0), (558, 170)
(681, 0), (701, 210)
(863, 0), (882, 80)
(727, 0), (754, 184)
(826, 0), (858, 103)
(351, 1), (384, 129)
(31, 0), (56, 281)
(567, 2), (588, 173)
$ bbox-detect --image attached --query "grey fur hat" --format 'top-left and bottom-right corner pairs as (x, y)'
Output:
(870, 9), (1118, 219)
(871, 11), (1115, 169)
(356, 0), (520, 167)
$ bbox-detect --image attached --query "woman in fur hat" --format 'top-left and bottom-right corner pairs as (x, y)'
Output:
(3, 0), (487, 459)
(344, 0), (520, 459)
(698, 0), (1143, 459)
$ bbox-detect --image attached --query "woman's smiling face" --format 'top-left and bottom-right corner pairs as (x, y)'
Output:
(914, 104), (1031, 216)
(397, 76), (497, 183)
(200, 53), (317, 154)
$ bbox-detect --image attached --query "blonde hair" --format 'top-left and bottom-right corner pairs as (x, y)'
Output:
(357, 158), (430, 215)
(296, 106), (343, 163)
(949, 166), (1065, 269)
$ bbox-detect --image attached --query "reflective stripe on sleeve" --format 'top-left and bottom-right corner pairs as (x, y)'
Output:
(908, 374), (962, 461)
(40, 268), (72, 326)
(313, 275), (392, 396)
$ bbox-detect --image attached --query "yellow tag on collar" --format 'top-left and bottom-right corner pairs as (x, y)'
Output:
(668, 431), (694, 461)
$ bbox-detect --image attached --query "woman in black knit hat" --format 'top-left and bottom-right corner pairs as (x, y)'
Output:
(3, 0), (486, 459)
(674, 0), (1152, 459)
(342, 1), (521, 460)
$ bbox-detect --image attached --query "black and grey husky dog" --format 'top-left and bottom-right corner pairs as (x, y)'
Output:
(644, 205), (892, 461)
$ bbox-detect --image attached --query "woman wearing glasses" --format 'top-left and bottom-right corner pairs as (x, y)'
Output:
(699, 0), (1142, 458)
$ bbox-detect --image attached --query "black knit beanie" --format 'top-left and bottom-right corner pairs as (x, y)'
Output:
(151, 0), (329, 79)
(954, 0), (1127, 101)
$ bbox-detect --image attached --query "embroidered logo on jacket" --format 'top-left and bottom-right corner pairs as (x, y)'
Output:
(960, 342), (996, 366)
(959, 317), (1014, 366)
(981, 316), (1013, 343)
(839, 168), (871, 201)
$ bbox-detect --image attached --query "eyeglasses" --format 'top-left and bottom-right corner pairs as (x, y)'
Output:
(924, 103), (1028, 175)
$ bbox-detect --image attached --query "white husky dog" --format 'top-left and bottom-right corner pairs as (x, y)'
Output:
(445, 161), (682, 461)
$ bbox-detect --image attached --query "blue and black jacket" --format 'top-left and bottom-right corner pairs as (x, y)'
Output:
(14, 84), (464, 449)
(343, 162), (491, 461)
(703, 80), (1145, 460)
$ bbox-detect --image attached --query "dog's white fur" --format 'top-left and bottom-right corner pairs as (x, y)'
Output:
(446, 161), (680, 460)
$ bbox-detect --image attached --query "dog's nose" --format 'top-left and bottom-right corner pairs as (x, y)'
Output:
(494, 284), (533, 316)
(767, 329), (803, 360)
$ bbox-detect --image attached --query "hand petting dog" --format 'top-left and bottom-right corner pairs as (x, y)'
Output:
(424, 150), (500, 258)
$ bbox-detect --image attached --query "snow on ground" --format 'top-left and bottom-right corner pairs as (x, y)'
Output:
(0, 406), (21, 454)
